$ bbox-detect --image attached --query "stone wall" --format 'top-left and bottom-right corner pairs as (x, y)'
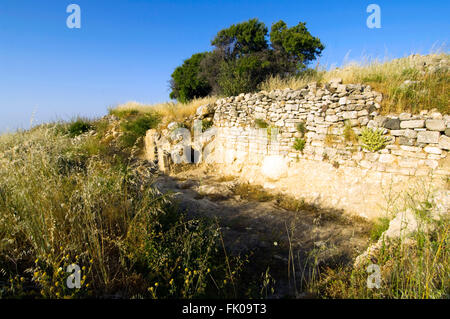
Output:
(212, 80), (449, 177)
(146, 79), (449, 219)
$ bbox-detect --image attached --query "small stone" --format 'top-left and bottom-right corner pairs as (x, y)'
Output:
(417, 131), (440, 144)
(423, 146), (442, 155)
(403, 129), (418, 139)
(425, 119), (445, 131)
(399, 113), (412, 120)
(325, 115), (339, 122)
(383, 118), (401, 130)
(400, 120), (425, 129)
(390, 130), (404, 137)
(439, 135), (450, 150)
(339, 97), (347, 105)
(398, 137), (415, 146)
(379, 154), (396, 164)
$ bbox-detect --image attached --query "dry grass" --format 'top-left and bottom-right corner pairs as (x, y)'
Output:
(112, 96), (217, 127)
(260, 53), (450, 115)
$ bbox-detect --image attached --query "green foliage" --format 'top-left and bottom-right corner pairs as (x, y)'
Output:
(170, 52), (212, 103)
(296, 121), (306, 135)
(270, 20), (324, 70)
(109, 108), (139, 119)
(202, 119), (213, 131)
(218, 52), (275, 96)
(212, 18), (268, 59)
(0, 124), (247, 299)
(370, 217), (391, 241)
(254, 118), (268, 128)
(120, 112), (161, 147)
(359, 127), (388, 152)
(307, 200), (449, 299)
(67, 119), (93, 138)
(343, 121), (357, 144)
(293, 137), (306, 152)
(171, 18), (324, 101)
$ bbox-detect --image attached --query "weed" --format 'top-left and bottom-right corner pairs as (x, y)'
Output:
(360, 127), (388, 152)
(293, 138), (306, 152)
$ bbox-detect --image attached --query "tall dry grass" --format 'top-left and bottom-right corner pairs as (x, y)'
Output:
(112, 96), (217, 127)
(303, 182), (450, 299)
(0, 123), (244, 298)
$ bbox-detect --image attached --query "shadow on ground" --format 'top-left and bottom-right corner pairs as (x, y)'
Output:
(154, 166), (372, 298)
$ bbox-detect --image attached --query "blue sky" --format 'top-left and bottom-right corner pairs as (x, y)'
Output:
(0, 0), (448, 132)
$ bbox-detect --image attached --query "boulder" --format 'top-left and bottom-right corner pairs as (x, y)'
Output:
(261, 155), (288, 180)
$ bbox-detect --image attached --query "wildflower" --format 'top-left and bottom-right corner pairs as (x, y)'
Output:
(154, 282), (159, 287)
(20, 277), (25, 282)
(148, 287), (154, 292)
(273, 241), (278, 246)
(35, 258), (39, 264)
(55, 282), (59, 287)
(184, 268), (188, 272)
(169, 279), (174, 285)
(82, 275), (87, 281)
(33, 271), (39, 278)
(207, 268), (211, 273)
(56, 292), (60, 298)
(85, 283), (90, 288)
(89, 259), (93, 264)
(185, 279), (189, 284)
(223, 280), (227, 284)
(193, 270), (197, 275)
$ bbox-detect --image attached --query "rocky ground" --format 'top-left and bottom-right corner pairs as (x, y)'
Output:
(154, 164), (372, 298)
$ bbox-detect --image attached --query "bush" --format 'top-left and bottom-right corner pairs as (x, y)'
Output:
(254, 118), (268, 128)
(359, 127), (388, 152)
(296, 122), (306, 135)
(343, 121), (357, 144)
(169, 53), (212, 103)
(67, 119), (93, 138)
(120, 112), (161, 147)
(293, 138), (306, 152)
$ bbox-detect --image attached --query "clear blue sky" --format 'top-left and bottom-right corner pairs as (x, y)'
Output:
(0, 0), (448, 132)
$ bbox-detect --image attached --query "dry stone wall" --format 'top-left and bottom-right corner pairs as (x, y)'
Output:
(212, 80), (449, 177)
(146, 78), (449, 219)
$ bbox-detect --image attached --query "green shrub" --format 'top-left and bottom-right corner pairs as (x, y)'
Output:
(359, 127), (388, 152)
(67, 119), (93, 138)
(296, 122), (306, 135)
(370, 217), (391, 241)
(108, 108), (139, 119)
(293, 138), (306, 152)
(254, 118), (268, 128)
(202, 119), (213, 131)
(169, 52), (212, 103)
(343, 121), (357, 144)
(120, 112), (161, 147)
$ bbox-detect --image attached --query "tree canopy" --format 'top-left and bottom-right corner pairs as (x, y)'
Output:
(170, 18), (324, 102)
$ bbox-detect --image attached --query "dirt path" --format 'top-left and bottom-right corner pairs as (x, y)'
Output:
(155, 166), (372, 298)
